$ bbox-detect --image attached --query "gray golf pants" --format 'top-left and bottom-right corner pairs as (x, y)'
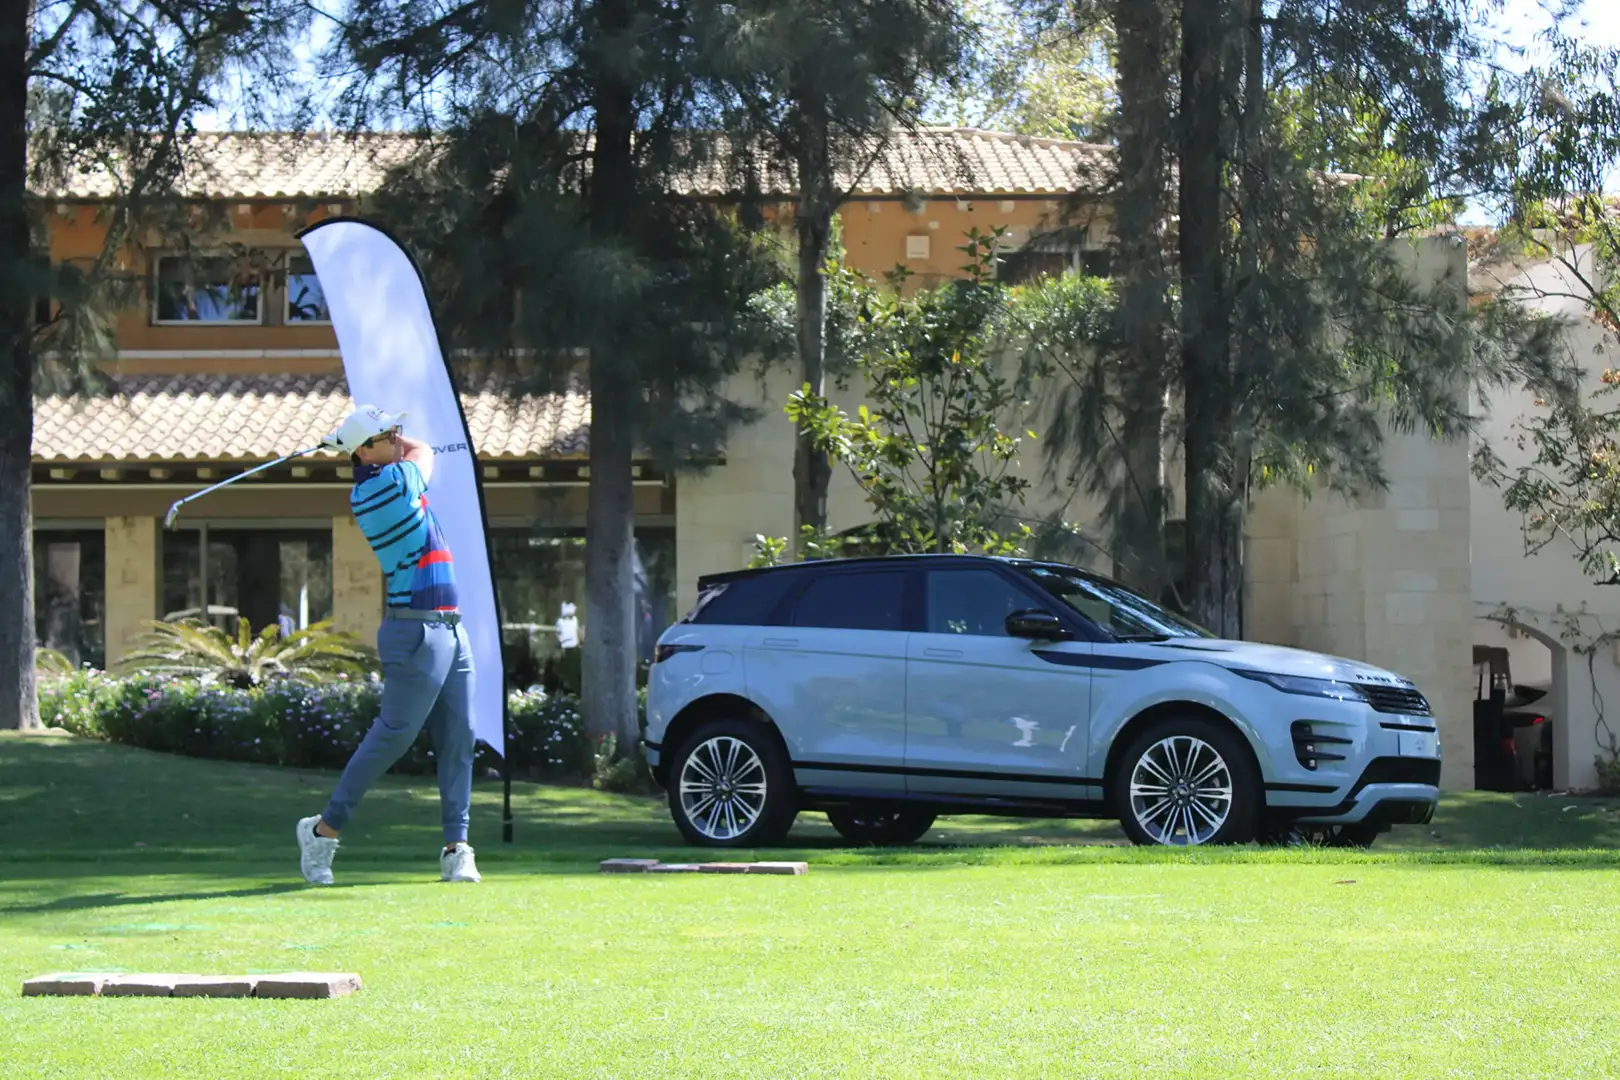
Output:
(322, 616), (476, 845)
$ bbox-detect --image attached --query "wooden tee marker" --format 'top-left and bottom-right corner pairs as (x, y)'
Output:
(23, 972), (361, 999)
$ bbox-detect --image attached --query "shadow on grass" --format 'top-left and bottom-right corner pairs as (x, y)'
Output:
(0, 881), (310, 916)
(4, 734), (1619, 888)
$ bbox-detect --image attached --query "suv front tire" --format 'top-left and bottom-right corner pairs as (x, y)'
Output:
(1111, 715), (1261, 846)
(667, 717), (798, 847)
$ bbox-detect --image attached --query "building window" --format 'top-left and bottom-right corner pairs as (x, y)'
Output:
(33, 529), (106, 671)
(161, 526), (333, 635)
(153, 254), (262, 324)
(994, 248), (1076, 285)
(492, 526), (677, 690)
(1081, 250), (1113, 278)
(285, 253), (331, 323)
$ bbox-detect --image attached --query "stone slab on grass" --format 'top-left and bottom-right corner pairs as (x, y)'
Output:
(746, 862), (809, 875)
(254, 972), (363, 1000)
(23, 973), (116, 997)
(599, 858), (660, 873)
(172, 976), (259, 999)
(601, 859), (811, 875)
(103, 974), (185, 997)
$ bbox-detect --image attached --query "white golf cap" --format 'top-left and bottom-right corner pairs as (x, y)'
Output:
(330, 404), (407, 454)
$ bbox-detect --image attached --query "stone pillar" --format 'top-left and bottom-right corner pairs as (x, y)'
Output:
(331, 515), (382, 640)
(104, 517), (159, 667)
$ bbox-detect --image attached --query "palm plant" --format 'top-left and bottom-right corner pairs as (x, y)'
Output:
(33, 648), (78, 679)
(114, 619), (379, 689)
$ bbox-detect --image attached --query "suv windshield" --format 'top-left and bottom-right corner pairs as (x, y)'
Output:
(1020, 565), (1214, 641)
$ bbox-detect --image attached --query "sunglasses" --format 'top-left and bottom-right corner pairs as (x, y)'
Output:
(360, 427), (401, 449)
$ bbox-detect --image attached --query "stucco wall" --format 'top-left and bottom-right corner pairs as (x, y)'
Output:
(103, 516), (158, 666)
(1469, 243), (1620, 791)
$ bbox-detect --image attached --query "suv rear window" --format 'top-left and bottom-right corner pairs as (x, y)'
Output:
(684, 571), (801, 626)
(790, 571), (908, 632)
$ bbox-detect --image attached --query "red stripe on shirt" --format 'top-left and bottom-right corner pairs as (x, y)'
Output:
(417, 549), (454, 568)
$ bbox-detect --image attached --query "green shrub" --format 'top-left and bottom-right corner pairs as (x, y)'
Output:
(39, 671), (606, 785)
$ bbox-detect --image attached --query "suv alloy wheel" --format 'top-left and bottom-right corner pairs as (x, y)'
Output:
(1112, 715), (1261, 846)
(667, 718), (798, 847)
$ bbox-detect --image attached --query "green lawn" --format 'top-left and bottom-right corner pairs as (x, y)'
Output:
(4, 732), (1620, 1079)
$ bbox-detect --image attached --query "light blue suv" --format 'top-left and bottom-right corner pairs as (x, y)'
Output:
(644, 555), (1441, 848)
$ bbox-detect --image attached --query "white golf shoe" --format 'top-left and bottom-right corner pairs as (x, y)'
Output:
(441, 844), (481, 883)
(297, 815), (339, 885)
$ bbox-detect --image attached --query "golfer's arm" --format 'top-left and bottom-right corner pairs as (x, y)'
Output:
(398, 435), (435, 486)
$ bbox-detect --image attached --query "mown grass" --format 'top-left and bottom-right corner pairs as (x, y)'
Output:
(4, 732), (1619, 1079)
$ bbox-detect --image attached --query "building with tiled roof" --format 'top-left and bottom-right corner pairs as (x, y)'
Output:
(30, 126), (1114, 689)
(35, 128), (1111, 201)
(32, 127), (1613, 794)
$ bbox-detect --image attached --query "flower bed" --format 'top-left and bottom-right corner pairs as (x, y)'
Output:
(39, 671), (600, 783)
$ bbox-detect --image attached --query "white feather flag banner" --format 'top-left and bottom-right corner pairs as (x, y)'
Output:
(298, 218), (507, 759)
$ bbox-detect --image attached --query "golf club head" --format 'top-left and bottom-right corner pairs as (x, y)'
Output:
(164, 503), (182, 530)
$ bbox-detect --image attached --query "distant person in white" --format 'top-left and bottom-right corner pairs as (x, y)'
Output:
(555, 602), (580, 649)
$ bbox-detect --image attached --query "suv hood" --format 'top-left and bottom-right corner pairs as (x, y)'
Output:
(1149, 638), (1418, 688)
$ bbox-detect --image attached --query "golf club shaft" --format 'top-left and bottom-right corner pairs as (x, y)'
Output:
(164, 445), (326, 529)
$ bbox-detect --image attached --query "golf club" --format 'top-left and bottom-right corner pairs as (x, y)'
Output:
(163, 443), (331, 530)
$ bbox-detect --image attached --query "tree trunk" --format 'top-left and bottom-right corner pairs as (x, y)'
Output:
(0, 0), (37, 730)
(581, 0), (642, 749)
(792, 92), (834, 542)
(1109, 0), (1173, 604)
(1179, 0), (1242, 639)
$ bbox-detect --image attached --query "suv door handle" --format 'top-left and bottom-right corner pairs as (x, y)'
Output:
(761, 637), (800, 648)
(923, 647), (963, 660)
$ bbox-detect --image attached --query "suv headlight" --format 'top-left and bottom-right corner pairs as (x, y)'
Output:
(1233, 670), (1366, 703)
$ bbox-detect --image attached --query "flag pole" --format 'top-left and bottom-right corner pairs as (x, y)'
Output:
(502, 697), (514, 843)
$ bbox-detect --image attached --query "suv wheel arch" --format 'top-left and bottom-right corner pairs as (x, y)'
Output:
(657, 694), (791, 785)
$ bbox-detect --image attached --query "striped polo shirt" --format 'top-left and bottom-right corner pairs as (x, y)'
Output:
(351, 461), (459, 612)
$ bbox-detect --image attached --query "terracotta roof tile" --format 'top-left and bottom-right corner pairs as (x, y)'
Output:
(36, 128), (1111, 200)
(32, 373), (590, 462)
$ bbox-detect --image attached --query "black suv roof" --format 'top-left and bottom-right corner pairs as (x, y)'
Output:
(695, 553), (1091, 591)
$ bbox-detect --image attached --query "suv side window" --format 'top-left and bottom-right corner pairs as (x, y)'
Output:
(790, 571), (909, 632)
(925, 568), (1044, 637)
(688, 571), (802, 626)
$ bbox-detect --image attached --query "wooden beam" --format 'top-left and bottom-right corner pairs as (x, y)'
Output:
(196, 468), (216, 480)
(48, 468), (75, 481)
(98, 468), (121, 481)
(483, 465), (500, 480)
(291, 466), (310, 478)
(148, 468), (171, 481)
(528, 465), (546, 479)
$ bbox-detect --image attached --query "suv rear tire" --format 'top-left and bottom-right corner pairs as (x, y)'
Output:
(1111, 715), (1260, 846)
(667, 718), (798, 848)
(825, 806), (937, 846)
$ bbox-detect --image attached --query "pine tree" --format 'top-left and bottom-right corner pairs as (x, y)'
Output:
(708, 0), (966, 543)
(1020, 0), (1560, 635)
(329, 0), (788, 747)
(0, 0), (304, 729)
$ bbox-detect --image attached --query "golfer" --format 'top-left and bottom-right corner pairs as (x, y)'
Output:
(296, 404), (480, 885)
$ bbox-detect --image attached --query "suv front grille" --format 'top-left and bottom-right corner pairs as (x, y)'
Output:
(1356, 684), (1432, 716)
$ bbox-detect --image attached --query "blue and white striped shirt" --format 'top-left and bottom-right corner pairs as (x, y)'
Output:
(350, 461), (459, 611)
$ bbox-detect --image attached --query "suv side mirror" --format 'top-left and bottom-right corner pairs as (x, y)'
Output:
(1006, 609), (1068, 641)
